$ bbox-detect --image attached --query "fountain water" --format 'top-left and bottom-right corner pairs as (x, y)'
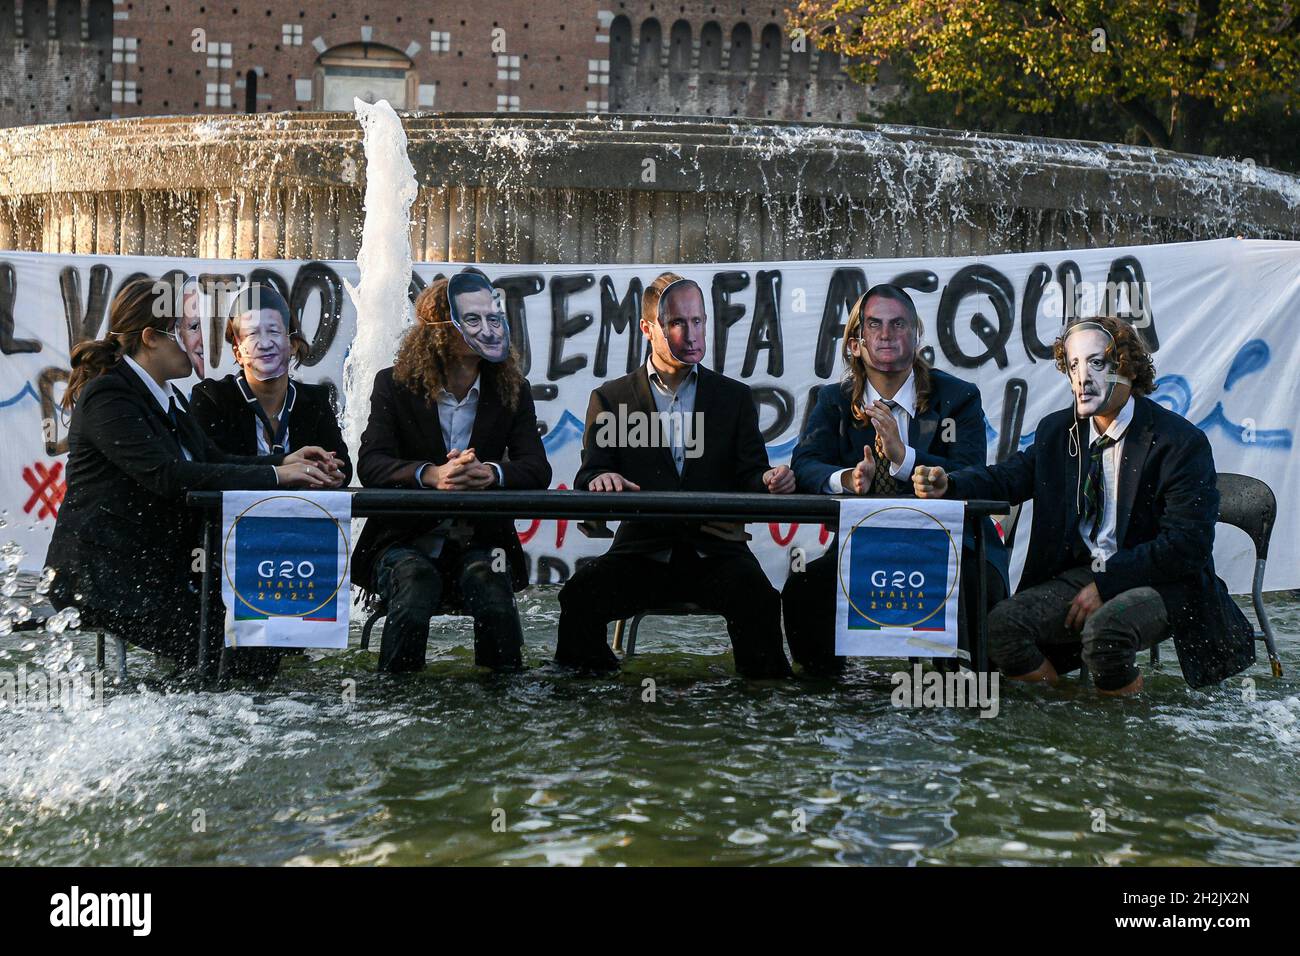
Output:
(340, 99), (418, 460)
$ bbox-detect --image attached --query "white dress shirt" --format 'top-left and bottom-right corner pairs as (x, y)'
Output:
(825, 370), (918, 493)
(415, 374), (504, 488)
(1078, 394), (1134, 562)
(646, 356), (699, 476)
(123, 354), (193, 462)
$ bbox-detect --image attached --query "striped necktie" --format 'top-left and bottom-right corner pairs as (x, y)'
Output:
(1081, 433), (1117, 541)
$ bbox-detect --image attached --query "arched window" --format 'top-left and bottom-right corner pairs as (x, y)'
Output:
(757, 24), (781, 73)
(244, 69), (258, 113)
(730, 23), (752, 72)
(610, 15), (633, 69)
(817, 47), (841, 78)
(25, 0), (48, 45)
(56, 0), (79, 40)
(638, 19), (663, 76)
(318, 43), (413, 110)
(699, 22), (722, 72)
(0, 0), (16, 43)
(669, 20), (692, 72)
(87, 0), (113, 43)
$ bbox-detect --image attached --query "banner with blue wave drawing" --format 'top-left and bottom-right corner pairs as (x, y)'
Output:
(835, 498), (966, 658)
(220, 491), (352, 649)
(2, 239), (1296, 595)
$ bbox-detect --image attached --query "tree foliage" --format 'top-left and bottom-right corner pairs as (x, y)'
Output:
(791, 1), (1300, 158)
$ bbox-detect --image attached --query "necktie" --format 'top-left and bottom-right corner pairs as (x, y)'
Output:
(1081, 434), (1116, 541)
(869, 399), (901, 495)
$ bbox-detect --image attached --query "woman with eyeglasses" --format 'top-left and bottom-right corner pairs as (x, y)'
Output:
(44, 276), (345, 679)
(780, 283), (1009, 676)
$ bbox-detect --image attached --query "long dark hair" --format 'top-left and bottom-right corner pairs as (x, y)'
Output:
(841, 284), (932, 422)
(63, 276), (174, 411)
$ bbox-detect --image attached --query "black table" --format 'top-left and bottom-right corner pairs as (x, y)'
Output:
(187, 490), (1010, 681)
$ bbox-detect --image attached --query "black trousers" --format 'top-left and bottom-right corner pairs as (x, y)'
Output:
(555, 546), (793, 678)
(374, 542), (524, 673)
(782, 538), (1007, 675)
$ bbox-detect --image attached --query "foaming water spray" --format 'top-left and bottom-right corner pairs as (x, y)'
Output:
(341, 98), (419, 461)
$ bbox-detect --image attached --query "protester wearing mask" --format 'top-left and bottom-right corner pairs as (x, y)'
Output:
(45, 276), (344, 678)
(914, 316), (1254, 694)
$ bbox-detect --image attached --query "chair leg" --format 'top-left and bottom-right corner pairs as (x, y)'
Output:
(1079, 662), (1090, 686)
(626, 613), (645, 657)
(612, 619), (625, 653)
(1150, 642), (1160, 668)
(95, 633), (105, 670)
(1251, 558), (1283, 678)
(114, 636), (128, 683)
(360, 611), (382, 652)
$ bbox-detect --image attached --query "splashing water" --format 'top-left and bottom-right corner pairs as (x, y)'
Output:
(341, 99), (419, 460)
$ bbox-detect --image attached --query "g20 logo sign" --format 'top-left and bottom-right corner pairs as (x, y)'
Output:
(257, 560), (317, 580)
(225, 496), (350, 622)
(838, 505), (959, 632)
(869, 569), (928, 590)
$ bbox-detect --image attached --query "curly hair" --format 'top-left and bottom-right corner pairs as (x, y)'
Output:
(1052, 315), (1156, 396)
(394, 278), (524, 412)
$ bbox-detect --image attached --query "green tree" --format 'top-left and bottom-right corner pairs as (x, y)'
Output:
(792, 0), (1300, 157)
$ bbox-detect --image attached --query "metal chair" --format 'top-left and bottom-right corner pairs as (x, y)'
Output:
(1087, 471), (1283, 682)
(358, 595), (466, 651)
(93, 633), (129, 682)
(612, 603), (715, 656)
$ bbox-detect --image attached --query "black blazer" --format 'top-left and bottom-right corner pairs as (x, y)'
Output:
(946, 395), (1254, 688)
(45, 361), (284, 620)
(351, 364), (552, 595)
(574, 363), (771, 557)
(791, 369), (1010, 590)
(189, 372), (353, 485)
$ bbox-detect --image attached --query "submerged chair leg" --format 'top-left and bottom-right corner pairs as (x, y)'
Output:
(1252, 558), (1283, 678)
(114, 636), (128, 683)
(625, 613), (648, 657)
(95, 633), (105, 670)
(360, 610), (385, 652)
(1150, 642), (1160, 668)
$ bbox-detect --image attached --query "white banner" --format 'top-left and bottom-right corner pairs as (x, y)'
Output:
(220, 491), (352, 649)
(835, 498), (966, 658)
(1, 238), (1295, 595)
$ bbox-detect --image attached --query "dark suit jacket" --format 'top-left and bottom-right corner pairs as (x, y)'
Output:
(45, 361), (284, 619)
(189, 372), (354, 485)
(946, 395), (1254, 687)
(574, 363), (771, 557)
(791, 369), (1010, 590)
(351, 364), (552, 595)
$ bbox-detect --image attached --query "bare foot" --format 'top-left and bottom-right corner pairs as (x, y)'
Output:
(1097, 672), (1144, 697)
(1006, 658), (1060, 685)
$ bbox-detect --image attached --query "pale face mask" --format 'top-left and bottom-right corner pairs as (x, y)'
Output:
(233, 309), (291, 382)
(173, 282), (205, 378)
(447, 271), (510, 363)
(652, 279), (708, 365)
(1063, 322), (1129, 418)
